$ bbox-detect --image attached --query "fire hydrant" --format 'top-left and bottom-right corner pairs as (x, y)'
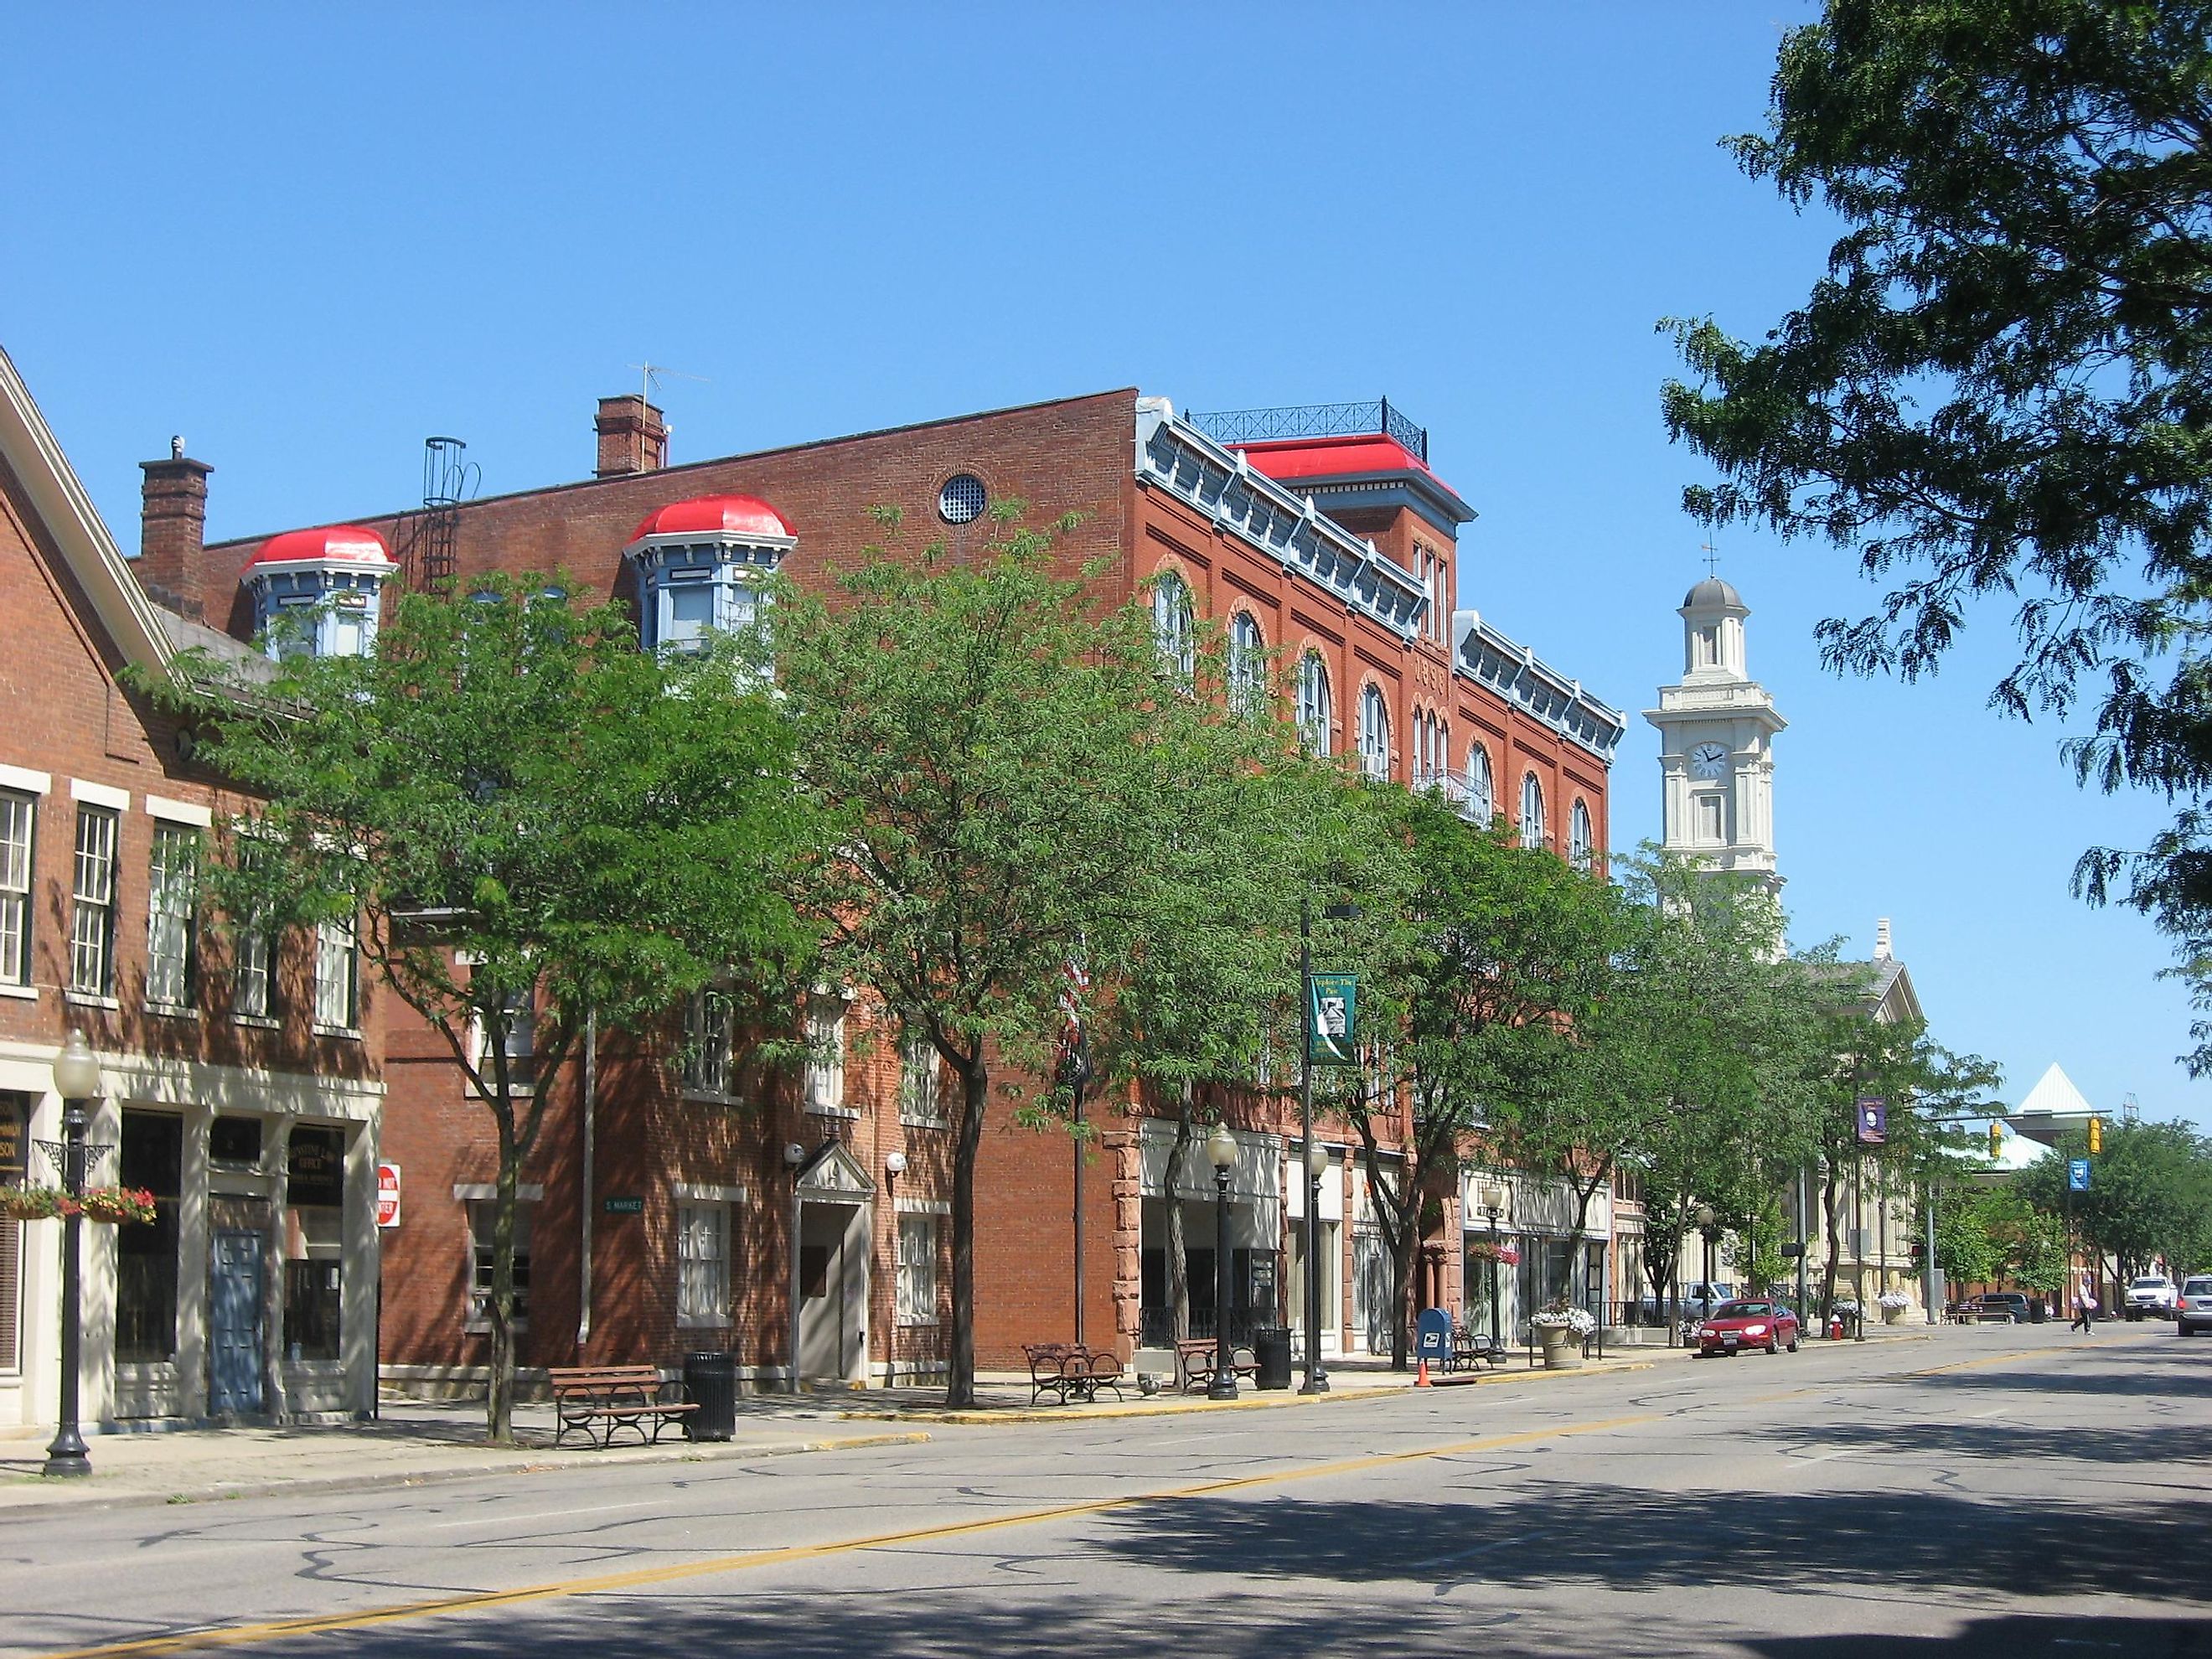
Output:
(1827, 1311), (1846, 1341)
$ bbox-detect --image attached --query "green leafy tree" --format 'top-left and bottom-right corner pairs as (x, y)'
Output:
(773, 509), (1279, 1406)
(1330, 785), (1621, 1367)
(1057, 608), (1338, 1348)
(2016, 1117), (2212, 1278)
(1662, 0), (2212, 1057)
(1602, 855), (1826, 1323)
(160, 579), (810, 1441)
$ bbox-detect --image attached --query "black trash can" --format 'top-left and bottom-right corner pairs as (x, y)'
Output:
(1253, 1325), (1293, 1391)
(683, 1351), (736, 1441)
(2029, 1298), (2047, 1325)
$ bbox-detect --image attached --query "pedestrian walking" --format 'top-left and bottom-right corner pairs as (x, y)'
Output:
(2071, 1284), (2098, 1333)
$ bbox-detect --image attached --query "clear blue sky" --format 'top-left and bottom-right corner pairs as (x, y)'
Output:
(4, 4), (2201, 1131)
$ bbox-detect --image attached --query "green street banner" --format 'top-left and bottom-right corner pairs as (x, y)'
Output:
(1310, 973), (1357, 1067)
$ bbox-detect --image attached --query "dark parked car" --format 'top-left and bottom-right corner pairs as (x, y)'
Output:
(1969, 1293), (2033, 1322)
(1695, 1300), (1800, 1357)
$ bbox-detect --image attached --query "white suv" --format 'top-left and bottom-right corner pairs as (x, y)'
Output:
(2178, 1276), (2212, 1337)
(2126, 1275), (2178, 1320)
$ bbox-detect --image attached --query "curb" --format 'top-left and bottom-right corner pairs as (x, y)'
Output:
(0, 1429), (933, 1522)
(839, 1359), (1658, 1424)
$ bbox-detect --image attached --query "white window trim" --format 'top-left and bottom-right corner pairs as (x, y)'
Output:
(463, 1190), (540, 1333)
(899, 1033), (947, 1128)
(674, 1195), (736, 1329)
(673, 1182), (748, 1205)
(144, 795), (213, 827)
(804, 995), (855, 1118)
(0, 763), (51, 796)
(895, 1208), (943, 1327)
(0, 984), (38, 1002)
(69, 778), (129, 810)
(468, 997), (536, 1098)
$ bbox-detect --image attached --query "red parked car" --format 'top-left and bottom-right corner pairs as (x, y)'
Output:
(1695, 1300), (1801, 1357)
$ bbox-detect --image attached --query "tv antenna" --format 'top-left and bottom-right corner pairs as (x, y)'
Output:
(631, 361), (710, 404)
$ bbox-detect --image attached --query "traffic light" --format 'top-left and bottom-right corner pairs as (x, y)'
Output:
(1989, 1120), (2005, 1160)
(2088, 1115), (2105, 1155)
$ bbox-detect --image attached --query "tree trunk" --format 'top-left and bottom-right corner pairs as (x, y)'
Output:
(487, 1108), (520, 1445)
(1820, 1154), (1843, 1319)
(948, 1059), (989, 1408)
(1162, 1088), (1194, 1345)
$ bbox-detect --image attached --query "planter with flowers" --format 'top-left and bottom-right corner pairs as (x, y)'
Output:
(1528, 1300), (1598, 1369)
(1877, 1289), (1914, 1325)
(1462, 1239), (1521, 1267)
(0, 1183), (157, 1224)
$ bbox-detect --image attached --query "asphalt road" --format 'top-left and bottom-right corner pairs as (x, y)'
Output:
(3, 1324), (2207, 1659)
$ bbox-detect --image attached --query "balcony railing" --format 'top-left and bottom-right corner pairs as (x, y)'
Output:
(1188, 398), (1429, 464)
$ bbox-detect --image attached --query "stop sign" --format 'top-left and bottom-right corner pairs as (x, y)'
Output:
(375, 1162), (402, 1227)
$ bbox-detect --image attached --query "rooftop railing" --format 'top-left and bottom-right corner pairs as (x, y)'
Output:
(1188, 398), (1429, 464)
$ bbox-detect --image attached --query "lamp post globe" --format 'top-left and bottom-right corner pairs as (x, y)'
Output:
(52, 1031), (99, 1099)
(1694, 1205), (1717, 1319)
(1206, 1124), (1238, 1401)
(44, 1031), (101, 1479)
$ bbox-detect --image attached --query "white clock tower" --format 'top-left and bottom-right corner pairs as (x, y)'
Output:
(1645, 576), (1786, 891)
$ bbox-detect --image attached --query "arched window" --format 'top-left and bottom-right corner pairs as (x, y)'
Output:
(1151, 571), (1196, 684)
(1569, 798), (1594, 871)
(1429, 714), (1449, 789)
(1228, 612), (1265, 715)
(1465, 744), (1493, 824)
(1520, 772), (1546, 848)
(1359, 685), (1390, 780)
(1296, 653), (1333, 755)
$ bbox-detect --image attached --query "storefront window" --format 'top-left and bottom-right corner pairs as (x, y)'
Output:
(0, 1093), (24, 1372)
(282, 1125), (344, 1361)
(116, 1112), (183, 1362)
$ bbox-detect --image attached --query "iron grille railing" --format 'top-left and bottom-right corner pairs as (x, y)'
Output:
(1189, 399), (1429, 464)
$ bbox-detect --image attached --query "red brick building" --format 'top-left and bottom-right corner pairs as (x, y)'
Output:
(0, 348), (383, 1433)
(158, 387), (1621, 1390)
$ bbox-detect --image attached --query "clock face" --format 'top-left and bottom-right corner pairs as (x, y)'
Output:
(1689, 742), (1729, 779)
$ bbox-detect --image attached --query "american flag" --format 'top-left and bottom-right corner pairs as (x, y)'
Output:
(1057, 956), (1092, 1097)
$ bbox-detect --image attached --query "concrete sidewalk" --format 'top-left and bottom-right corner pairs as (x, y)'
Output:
(0, 1351), (1668, 1517)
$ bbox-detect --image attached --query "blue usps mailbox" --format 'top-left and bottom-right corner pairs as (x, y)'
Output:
(1416, 1307), (1452, 1367)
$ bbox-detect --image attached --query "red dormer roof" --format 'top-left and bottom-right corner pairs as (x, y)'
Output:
(244, 525), (395, 571)
(1233, 432), (1433, 482)
(630, 494), (793, 543)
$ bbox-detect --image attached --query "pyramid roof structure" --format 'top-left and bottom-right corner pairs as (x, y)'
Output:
(2010, 1062), (2096, 1146)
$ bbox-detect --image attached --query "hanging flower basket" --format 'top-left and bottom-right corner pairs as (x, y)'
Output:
(80, 1186), (158, 1226)
(0, 1184), (66, 1222)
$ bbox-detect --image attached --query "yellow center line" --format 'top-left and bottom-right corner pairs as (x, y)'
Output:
(36, 1412), (1662, 1659)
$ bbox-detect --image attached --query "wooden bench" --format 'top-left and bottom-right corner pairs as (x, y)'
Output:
(1022, 1343), (1125, 1406)
(1175, 1338), (1258, 1393)
(547, 1365), (698, 1449)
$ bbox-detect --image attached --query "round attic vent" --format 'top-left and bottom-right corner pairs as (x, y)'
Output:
(938, 473), (987, 525)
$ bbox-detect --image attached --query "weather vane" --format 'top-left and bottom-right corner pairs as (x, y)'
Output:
(1700, 539), (1721, 578)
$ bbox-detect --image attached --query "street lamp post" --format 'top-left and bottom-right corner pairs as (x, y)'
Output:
(44, 1031), (102, 1479)
(1300, 1139), (1329, 1394)
(1206, 1122), (1239, 1402)
(1481, 1181), (1507, 1358)
(1695, 1204), (1717, 1322)
(1298, 894), (1357, 1396)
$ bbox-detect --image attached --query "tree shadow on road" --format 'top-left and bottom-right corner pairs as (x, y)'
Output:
(1744, 1612), (2212, 1658)
(1747, 1419), (2212, 1465)
(1084, 1482), (2209, 1603)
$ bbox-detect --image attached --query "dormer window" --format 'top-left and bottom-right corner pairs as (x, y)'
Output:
(242, 526), (395, 661)
(625, 494), (796, 660)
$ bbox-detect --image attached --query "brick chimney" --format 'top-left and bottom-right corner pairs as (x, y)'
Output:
(138, 439), (215, 621)
(595, 395), (668, 478)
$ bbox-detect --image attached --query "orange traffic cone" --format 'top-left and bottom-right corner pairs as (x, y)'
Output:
(1416, 1355), (1432, 1388)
